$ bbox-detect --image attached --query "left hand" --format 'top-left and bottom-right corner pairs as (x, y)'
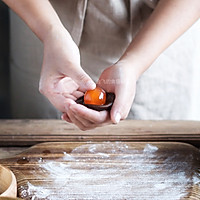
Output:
(63, 61), (137, 130)
(98, 61), (137, 124)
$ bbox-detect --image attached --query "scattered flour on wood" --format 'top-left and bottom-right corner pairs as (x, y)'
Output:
(18, 142), (200, 200)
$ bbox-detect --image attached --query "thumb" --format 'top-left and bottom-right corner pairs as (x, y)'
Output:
(110, 89), (124, 124)
(68, 67), (96, 92)
(110, 86), (132, 124)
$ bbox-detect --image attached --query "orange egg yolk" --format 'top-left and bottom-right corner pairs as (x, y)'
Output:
(84, 87), (106, 105)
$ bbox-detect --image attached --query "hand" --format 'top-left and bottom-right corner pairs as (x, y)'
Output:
(64, 60), (137, 130)
(62, 103), (110, 130)
(98, 61), (137, 123)
(39, 27), (95, 113)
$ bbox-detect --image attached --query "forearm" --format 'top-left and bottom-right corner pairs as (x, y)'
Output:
(120, 0), (200, 79)
(2, 0), (65, 42)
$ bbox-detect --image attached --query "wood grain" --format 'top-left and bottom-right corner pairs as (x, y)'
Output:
(1, 142), (200, 200)
(0, 148), (27, 159)
(0, 120), (200, 147)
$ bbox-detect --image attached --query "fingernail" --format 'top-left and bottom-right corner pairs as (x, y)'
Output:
(114, 112), (121, 124)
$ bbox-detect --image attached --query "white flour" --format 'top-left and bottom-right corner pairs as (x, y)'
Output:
(18, 142), (200, 200)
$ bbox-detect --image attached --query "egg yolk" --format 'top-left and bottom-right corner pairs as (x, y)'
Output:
(84, 87), (106, 105)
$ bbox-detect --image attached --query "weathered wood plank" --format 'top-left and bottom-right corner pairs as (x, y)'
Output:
(0, 120), (200, 146)
(1, 142), (200, 199)
(0, 147), (27, 159)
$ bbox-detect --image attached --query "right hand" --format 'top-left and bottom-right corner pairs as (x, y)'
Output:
(39, 27), (96, 114)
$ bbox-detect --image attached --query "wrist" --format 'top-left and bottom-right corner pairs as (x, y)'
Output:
(42, 24), (71, 45)
(116, 55), (146, 81)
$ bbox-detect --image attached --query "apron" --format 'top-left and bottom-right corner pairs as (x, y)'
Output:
(9, 0), (200, 120)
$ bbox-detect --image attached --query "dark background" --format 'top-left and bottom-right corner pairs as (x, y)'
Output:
(0, 1), (10, 118)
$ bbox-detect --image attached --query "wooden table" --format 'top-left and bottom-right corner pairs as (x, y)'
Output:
(0, 120), (200, 199)
(0, 119), (200, 159)
(1, 141), (200, 199)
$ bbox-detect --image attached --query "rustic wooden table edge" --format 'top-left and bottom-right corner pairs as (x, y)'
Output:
(0, 119), (200, 147)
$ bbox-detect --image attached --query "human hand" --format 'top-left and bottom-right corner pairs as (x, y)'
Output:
(98, 61), (137, 124)
(63, 61), (137, 130)
(39, 27), (95, 113)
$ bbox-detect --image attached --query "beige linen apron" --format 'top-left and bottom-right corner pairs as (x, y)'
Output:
(9, 0), (200, 120)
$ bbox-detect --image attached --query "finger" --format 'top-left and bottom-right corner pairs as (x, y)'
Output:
(61, 113), (72, 123)
(71, 109), (103, 129)
(72, 91), (84, 99)
(68, 67), (96, 92)
(72, 112), (95, 127)
(110, 98), (123, 124)
(69, 104), (110, 124)
(110, 85), (134, 124)
(67, 109), (87, 130)
(73, 114), (99, 130)
(62, 89), (84, 100)
(56, 77), (79, 94)
(40, 83), (76, 113)
(69, 107), (110, 130)
(48, 94), (73, 113)
(62, 93), (77, 101)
